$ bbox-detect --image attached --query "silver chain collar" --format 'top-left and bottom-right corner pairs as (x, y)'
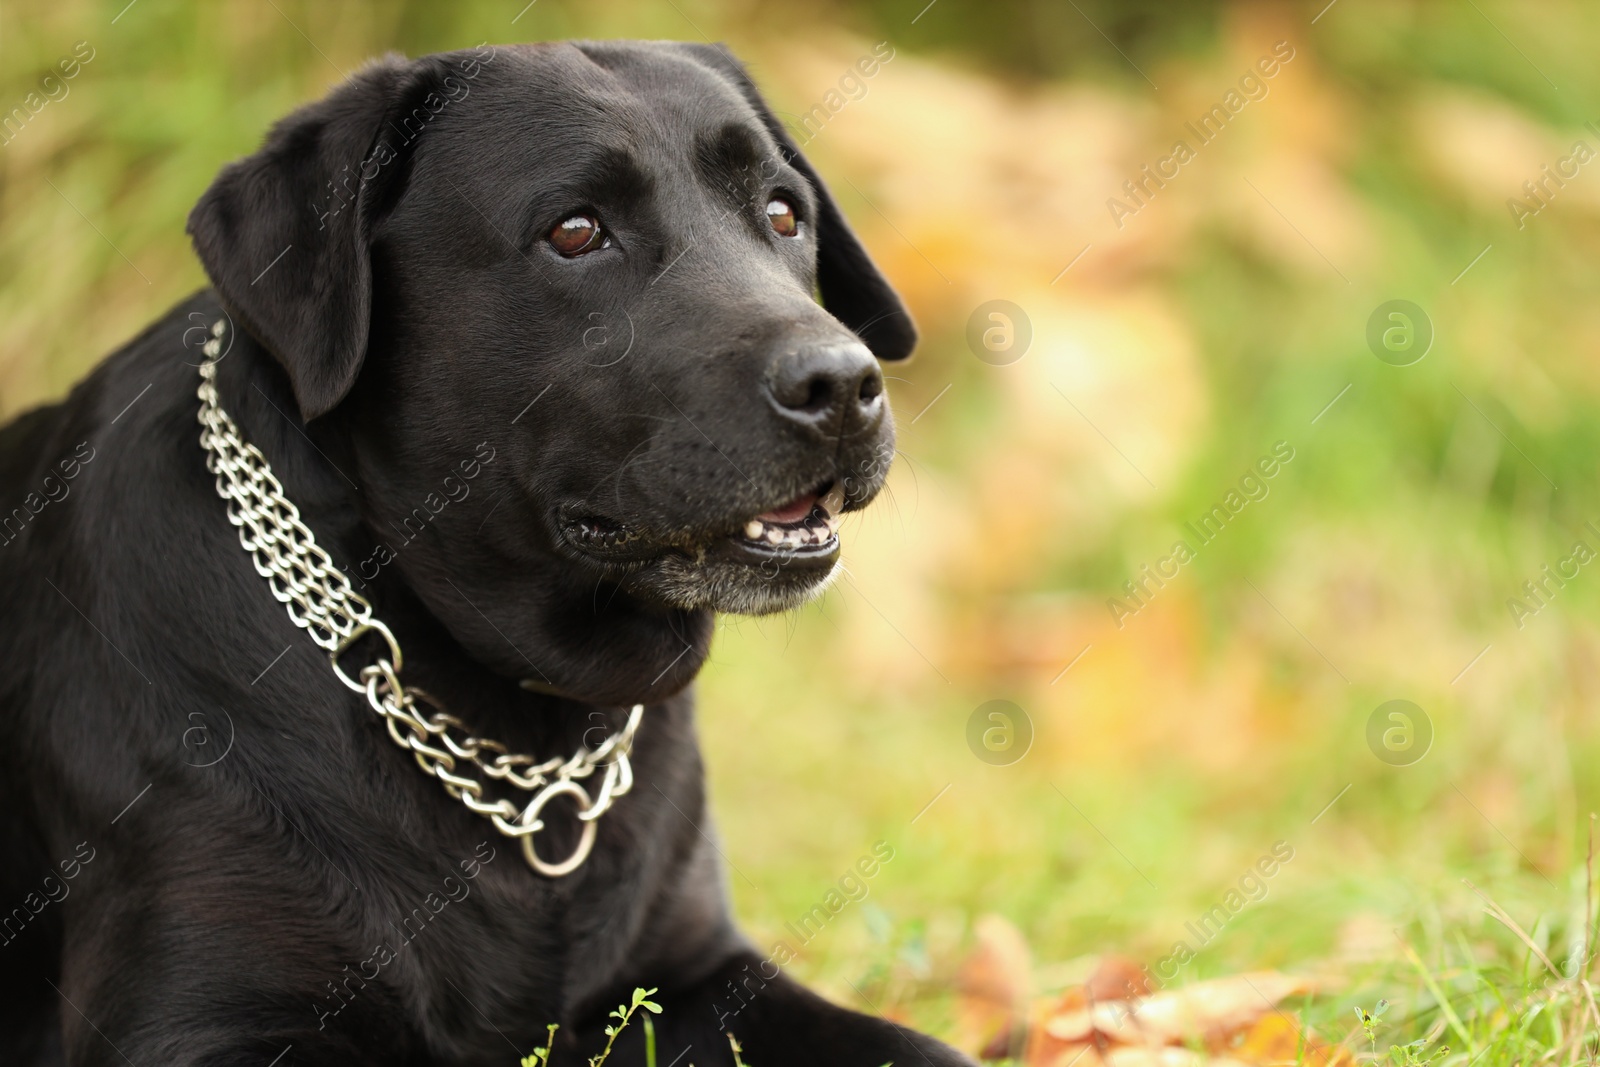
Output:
(195, 319), (641, 878)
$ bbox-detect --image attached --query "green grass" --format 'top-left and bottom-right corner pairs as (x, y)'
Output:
(1338, 881), (1599, 1067)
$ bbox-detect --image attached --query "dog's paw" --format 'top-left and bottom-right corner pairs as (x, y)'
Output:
(886, 1027), (982, 1067)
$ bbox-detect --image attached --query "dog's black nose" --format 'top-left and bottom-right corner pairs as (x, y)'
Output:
(765, 342), (884, 434)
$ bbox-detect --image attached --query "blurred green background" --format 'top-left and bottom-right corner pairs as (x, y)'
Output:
(4, 0), (1599, 1058)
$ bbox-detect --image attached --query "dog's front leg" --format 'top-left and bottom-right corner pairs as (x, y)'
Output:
(566, 949), (977, 1067)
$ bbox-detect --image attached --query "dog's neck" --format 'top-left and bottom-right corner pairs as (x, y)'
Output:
(206, 321), (374, 603)
(203, 315), (713, 707)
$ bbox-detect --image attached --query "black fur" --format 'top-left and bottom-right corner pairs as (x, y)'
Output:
(0, 40), (971, 1067)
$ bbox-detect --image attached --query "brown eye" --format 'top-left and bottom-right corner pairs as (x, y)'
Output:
(550, 214), (607, 256)
(765, 197), (798, 237)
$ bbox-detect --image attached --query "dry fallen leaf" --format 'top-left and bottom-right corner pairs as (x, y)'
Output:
(1228, 1013), (1353, 1067)
(950, 917), (1352, 1067)
(1044, 970), (1317, 1046)
(1023, 954), (1154, 1061)
(956, 914), (1033, 1057)
(1024, 1044), (1257, 1067)
(1019, 962), (1333, 1066)
(1105, 1048), (1254, 1067)
(1088, 956), (1156, 1003)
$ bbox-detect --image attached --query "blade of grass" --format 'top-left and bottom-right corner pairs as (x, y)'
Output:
(1587, 814), (1597, 980)
(1399, 937), (1478, 1057)
(1464, 879), (1560, 980)
(1465, 877), (1600, 1041)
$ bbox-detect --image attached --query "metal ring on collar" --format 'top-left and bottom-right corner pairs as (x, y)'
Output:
(330, 619), (402, 693)
(518, 779), (599, 877)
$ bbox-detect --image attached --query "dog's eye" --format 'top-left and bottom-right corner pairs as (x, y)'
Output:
(549, 214), (608, 256)
(765, 198), (799, 238)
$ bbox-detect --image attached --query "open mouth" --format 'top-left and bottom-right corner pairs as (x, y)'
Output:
(564, 483), (845, 564)
(560, 475), (868, 614)
(735, 483), (843, 556)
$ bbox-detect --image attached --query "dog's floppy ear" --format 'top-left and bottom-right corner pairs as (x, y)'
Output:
(672, 43), (918, 361)
(188, 56), (415, 421)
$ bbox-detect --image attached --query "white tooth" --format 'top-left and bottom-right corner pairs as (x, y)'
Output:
(820, 485), (845, 518)
(745, 520), (764, 539)
(767, 528), (783, 545)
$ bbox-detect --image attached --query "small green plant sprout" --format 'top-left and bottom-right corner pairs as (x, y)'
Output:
(521, 1023), (560, 1067)
(521, 988), (662, 1067)
(726, 1032), (747, 1067)
(589, 987), (663, 1067)
(1386, 1038), (1448, 1067)
(1354, 999), (1390, 1051)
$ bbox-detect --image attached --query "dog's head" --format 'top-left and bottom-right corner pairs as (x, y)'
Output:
(188, 41), (914, 702)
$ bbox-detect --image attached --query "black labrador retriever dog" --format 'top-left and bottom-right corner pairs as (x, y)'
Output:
(0, 39), (974, 1067)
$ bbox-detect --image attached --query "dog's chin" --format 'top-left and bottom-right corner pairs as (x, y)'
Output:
(624, 545), (841, 615)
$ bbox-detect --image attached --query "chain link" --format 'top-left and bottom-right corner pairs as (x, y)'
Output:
(195, 320), (641, 877)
